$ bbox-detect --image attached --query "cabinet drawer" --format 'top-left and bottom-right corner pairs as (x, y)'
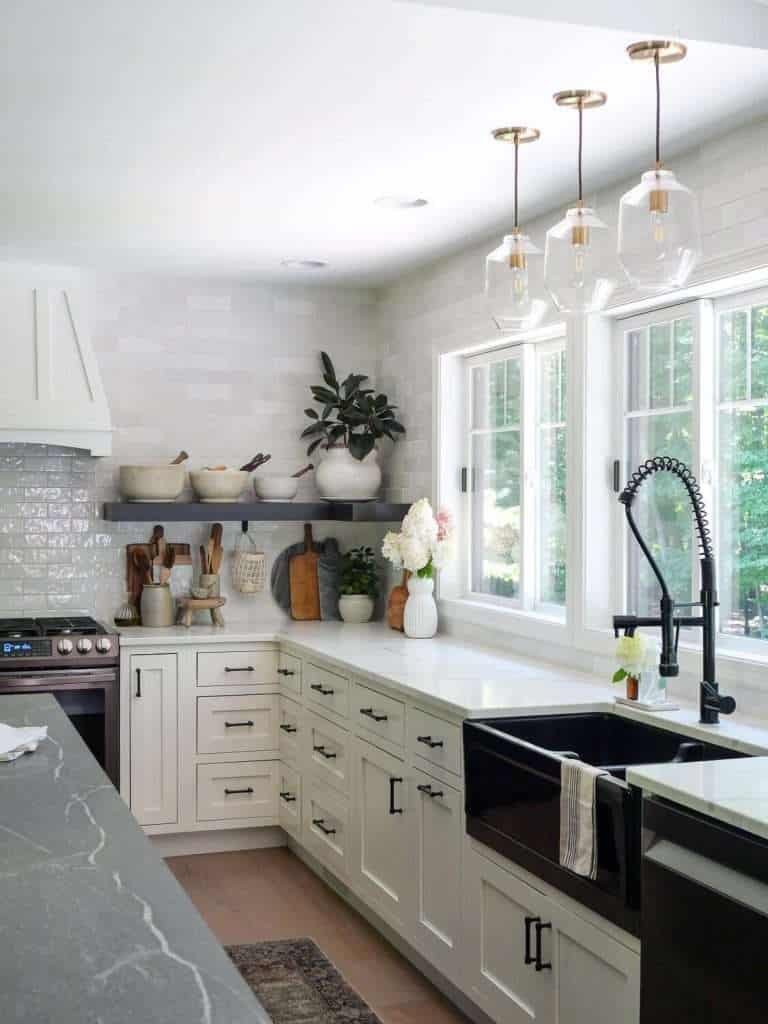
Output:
(305, 662), (349, 719)
(278, 763), (301, 837)
(409, 707), (461, 776)
(305, 710), (350, 795)
(196, 648), (277, 686)
(277, 652), (302, 696)
(278, 695), (302, 766)
(304, 780), (349, 879)
(197, 695), (278, 755)
(352, 681), (405, 748)
(196, 761), (278, 821)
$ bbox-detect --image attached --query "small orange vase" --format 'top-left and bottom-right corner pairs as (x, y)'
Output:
(626, 675), (639, 701)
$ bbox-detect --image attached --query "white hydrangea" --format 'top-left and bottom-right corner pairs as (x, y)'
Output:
(399, 534), (430, 573)
(401, 498), (438, 545)
(381, 531), (403, 568)
(382, 498), (454, 576)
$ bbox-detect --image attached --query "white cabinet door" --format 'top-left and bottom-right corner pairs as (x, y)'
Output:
(351, 738), (413, 934)
(463, 843), (555, 1024)
(552, 899), (640, 1024)
(412, 767), (463, 975)
(129, 653), (178, 827)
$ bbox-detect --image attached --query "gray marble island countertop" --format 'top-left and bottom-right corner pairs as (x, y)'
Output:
(0, 693), (271, 1024)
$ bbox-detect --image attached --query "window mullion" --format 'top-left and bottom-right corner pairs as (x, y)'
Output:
(694, 299), (715, 604)
(520, 344), (537, 611)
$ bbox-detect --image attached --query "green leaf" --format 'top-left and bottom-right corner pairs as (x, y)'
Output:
(386, 421), (406, 435)
(320, 352), (338, 388)
(310, 385), (339, 404)
(349, 433), (376, 461)
(612, 668), (627, 683)
(300, 422), (327, 439)
(304, 407), (319, 420)
(307, 437), (325, 456)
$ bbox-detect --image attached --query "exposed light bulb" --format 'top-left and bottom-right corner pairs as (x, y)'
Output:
(651, 210), (666, 245)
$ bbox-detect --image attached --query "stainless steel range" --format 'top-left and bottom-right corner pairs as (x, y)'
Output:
(0, 616), (119, 786)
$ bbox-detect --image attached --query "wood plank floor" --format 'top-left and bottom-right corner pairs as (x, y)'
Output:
(167, 847), (471, 1024)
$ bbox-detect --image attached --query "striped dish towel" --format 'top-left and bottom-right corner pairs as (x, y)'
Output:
(559, 759), (608, 879)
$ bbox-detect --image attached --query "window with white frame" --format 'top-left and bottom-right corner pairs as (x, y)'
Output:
(617, 289), (768, 652)
(465, 338), (567, 615)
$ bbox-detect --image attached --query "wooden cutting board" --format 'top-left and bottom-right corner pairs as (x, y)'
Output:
(126, 535), (191, 610)
(289, 524), (321, 620)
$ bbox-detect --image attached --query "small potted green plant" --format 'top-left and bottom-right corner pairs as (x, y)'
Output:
(338, 546), (379, 623)
(301, 351), (405, 500)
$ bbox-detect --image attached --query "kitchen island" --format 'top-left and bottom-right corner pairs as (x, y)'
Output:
(0, 693), (271, 1024)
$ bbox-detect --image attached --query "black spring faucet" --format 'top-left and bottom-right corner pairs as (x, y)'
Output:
(612, 457), (736, 725)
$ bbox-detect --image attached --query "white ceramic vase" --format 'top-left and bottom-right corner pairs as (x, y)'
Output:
(338, 594), (375, 623)
(315, 446), (382, 501)
(403, 575), (438, 639)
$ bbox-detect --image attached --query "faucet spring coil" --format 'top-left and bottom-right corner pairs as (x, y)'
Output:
(619, 456), (712, 559)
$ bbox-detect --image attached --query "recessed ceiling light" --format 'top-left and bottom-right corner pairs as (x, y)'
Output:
(374, 195), (428, 210)
(281, 258), (327, 269)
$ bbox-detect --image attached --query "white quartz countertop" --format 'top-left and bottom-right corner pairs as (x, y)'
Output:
(628, 757), (768, 841)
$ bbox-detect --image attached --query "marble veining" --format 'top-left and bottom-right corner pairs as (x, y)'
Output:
(0, 693), (271, 1023)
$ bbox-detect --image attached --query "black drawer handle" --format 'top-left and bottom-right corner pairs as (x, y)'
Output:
(279, 723), (297, 733)
(224, 787), (254, 796)
(417, 783), (444, 799)
(277, 668), (296, 676)
(224, 720), (254, 728)
(417, 735), (444, 749)
(279, 791), (296, 803)
(313, 744), (337, 760)
(310, 683), (335, 696)
(135, 667), (142, 698)
(389, 776), (404, 815)
(534, 920), (552, 971)
(225, 666), (255, 673)
(360, 707), (388, 722)
(312, 818), (336, 836)
(524, 916), (539, 965)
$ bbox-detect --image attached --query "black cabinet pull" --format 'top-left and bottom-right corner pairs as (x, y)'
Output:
(389, 776), (404, 815)
(224, 787), (254, 795)
(277, 668), (296, 676)
(310, 683), (335, 695)
(417, 783), (444, 799)
(135, 667), (142, 698)
(224, 720), (254, 728)
(313, 744), (337, 760)
(417, 735), (444, 749)
(534, 920), (552, 971)
(524, 916), (539, 965)
(225, 666), (255, 673)
(279, 791), (296, 803)
(312, 818), (336, 836)
(360, 707), (388, 722)
(279, 723), (297, 733)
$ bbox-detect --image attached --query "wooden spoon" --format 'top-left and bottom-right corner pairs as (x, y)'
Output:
(199, 544), (209, 575)
(132, 549), (153, 586)
(292, 463), (314, 478)
(170, 451), (189, 465)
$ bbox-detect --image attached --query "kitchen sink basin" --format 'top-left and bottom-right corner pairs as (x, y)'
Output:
(483, 711), (747, 780)
(463, 712), (752, 934)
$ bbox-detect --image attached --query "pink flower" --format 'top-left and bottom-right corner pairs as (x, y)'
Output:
(436, 508), (453, 542)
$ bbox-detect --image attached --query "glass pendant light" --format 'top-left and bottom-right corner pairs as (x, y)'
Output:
(486, 126), (548, 331)
(544, 91), (615, 314)
(618, 41), (701, 292)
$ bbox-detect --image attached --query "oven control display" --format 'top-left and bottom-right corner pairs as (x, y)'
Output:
(0, 639), (50, 657)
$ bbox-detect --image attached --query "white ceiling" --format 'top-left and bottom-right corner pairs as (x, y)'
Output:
(1, 0), (767, 285)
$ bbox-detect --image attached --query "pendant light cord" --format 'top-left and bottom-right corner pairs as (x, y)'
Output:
(577, 101), (583, 202)
(655, 51), (661, 166)
(513, 134), (519, 230)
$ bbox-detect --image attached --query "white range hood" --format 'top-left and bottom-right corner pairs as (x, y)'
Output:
(0, 264), (112, 455)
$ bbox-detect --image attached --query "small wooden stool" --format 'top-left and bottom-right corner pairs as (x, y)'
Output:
(177, 596), (226, 628)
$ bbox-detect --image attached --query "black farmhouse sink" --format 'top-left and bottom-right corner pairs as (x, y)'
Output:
(464, 712), (750, 934)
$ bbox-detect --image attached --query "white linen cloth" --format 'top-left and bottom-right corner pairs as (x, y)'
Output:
(0, 722), (48, 762)
(559, 758), (608, 879)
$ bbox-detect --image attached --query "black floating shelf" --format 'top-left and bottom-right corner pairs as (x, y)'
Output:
(102, 501), (409, 525)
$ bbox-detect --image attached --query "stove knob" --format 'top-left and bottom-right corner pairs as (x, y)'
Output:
(76, 637), (93, 654)
(57, 638), (73, 655)
(95, 637), (112, 654)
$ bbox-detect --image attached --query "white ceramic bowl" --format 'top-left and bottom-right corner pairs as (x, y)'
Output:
(253, 475), (299, 502)
(190, 469), (249, 502)
(119, 465), (186, 502)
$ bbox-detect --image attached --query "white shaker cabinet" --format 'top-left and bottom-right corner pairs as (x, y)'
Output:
(351, 738), (414, 933)
(129, 653), (179, 827)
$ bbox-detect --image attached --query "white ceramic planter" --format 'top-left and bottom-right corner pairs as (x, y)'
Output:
(315, 447), (381, 501)
(338, 594), (375, 623)
(403, 576), (438, 638)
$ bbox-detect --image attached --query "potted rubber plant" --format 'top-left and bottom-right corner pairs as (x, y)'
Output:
(338, 546), (379, 623)
(301, 351), (405, 500)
